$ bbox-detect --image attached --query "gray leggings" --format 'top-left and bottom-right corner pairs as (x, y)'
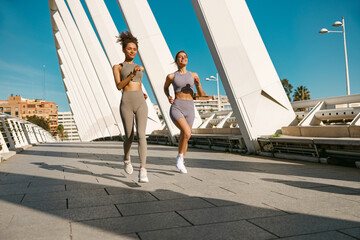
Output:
(120, 91), (148, 166)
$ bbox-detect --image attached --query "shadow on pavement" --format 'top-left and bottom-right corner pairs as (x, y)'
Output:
(1, 170), (360, 239)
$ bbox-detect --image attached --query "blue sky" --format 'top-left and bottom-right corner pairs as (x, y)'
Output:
(0, 0), (359, 112)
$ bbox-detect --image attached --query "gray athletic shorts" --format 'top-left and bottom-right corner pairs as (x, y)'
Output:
(170, 98), (195, 127)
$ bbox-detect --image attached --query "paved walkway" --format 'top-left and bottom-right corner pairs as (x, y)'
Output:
(0, 142), (360, 240)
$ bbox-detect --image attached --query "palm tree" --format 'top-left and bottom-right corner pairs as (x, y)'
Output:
(281, 78), (293, 101)
(57, 124), (64, 141)
(293, 86), (310, 102)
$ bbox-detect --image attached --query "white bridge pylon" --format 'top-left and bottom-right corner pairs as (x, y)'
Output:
(49, 0), (295, 151)
(191, 0), (295, 151)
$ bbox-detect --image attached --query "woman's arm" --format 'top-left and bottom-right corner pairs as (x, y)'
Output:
(112, 64), (138, 90)
(164, 73), (175, 104)
(193, 72), (206, 97)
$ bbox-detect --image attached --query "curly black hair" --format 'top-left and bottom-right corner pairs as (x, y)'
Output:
(116, 31), (138, 50)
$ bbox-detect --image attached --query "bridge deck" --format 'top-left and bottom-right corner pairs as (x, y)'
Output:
(0, 142), (359, 239)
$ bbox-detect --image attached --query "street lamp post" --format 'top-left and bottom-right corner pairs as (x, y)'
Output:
(319, 17), (350, 95)
(206, 73), (220, 111)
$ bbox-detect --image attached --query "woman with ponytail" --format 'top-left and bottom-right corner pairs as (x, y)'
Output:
(113, 31), (149, 183)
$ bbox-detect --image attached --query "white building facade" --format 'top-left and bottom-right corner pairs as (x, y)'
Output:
(58, 111), (80, 142)
(194, 95), (232, 114)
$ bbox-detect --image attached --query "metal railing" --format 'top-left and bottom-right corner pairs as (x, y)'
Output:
(0, 113), (56, 158)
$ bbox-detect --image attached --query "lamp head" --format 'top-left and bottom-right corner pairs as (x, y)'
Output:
(210, 76), (216, 79)
(205, 78), (211, 81)
(332, 21), (342, 27)
(319, 28), (328, 34)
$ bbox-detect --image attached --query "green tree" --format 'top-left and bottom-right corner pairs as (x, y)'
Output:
(281, 78), (293, 101)
(293, 86), (311, 102)
(26, 115), (50, 131)
(57, 124), (64, 140)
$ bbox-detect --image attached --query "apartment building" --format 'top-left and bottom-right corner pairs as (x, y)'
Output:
(0, 94), (58, 133)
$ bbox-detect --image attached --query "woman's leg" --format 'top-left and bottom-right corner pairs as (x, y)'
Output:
(120, 104), (135, 161)
(174, 118), (191, 156)
(135, 101), (148, 168)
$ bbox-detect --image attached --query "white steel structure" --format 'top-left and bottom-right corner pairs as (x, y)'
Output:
(191, 0), (295, 151)
(58, 112), (81, 141)
(115, 0), (203, 137)
(0, 113), (56, 160)
(48, 0), (302, 151)
(79, 0), (161, 134)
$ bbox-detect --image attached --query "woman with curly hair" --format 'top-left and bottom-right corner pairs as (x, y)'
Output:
(113, 31), (149, 183)
(164, 50), (206, 173)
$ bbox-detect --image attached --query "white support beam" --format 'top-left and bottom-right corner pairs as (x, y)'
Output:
(60, 0), (125, 136)
(199, 113), (216, 128)
(21, 123), (32, 145)
(59, 58), (93, 141)
(59, 59), (94, 140)
(7, 119), (22, 148)
(12, 120), (26, 147)
(53, 20), (104, 140)
(216, 111), (233, 128)
(53, 10), (111, 139)
(298, 101), (326, 126)
(55, 0), (122, 137)
(16, 121), (28, 146)
(116, 0), (203, 133)
(80, 0), (162, 134)
(0, 124), (9, 153)
(191, 0), (295, 151)
(350, 112), (360, 126)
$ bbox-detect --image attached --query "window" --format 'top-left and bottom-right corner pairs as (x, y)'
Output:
(0, 107), (3, 111)
(15, 112), (19, 116)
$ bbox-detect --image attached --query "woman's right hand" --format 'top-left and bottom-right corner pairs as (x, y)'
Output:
(133, 65), (142, 76)
(168, 96), (174, 104)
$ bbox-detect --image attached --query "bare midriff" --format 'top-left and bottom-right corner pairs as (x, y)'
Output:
(123, 82), (142, 92)
(175, 91), (194, 100)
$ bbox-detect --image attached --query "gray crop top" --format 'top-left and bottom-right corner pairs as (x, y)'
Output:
(120, 62), (143, 83)
(172, 71), (194, 93)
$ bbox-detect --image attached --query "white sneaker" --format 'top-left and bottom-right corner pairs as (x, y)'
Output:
(124, 159), (133, 174)
(138, 168), (149, 183)
(176, 154), (187, 174)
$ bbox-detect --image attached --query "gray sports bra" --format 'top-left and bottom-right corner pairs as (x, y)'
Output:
(120, 62), (143, 83)
(172, 71), (194, 93)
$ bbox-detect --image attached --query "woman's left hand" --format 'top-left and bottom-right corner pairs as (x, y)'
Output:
(143, 93), (148, 99)
(194, 75), (200, 86)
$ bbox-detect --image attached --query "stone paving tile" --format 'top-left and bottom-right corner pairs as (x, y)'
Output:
(23, 188), (107, 202)
(116, 197), (214, 216)
(0, 175), (33, 185)
(71, 224), (139, 240)
(0, 194), (24, 207)
(178, 203), (286, 225)
(249, 214), (360, 237)
(6, 207), (68, 229)
(68, 192), (157, 209)
(21, 199), (67, 211)
(280, 231), (356, 240)
(150, 189), (195, 200)
(339, 227), (360, 239)
(72, 212), (191, 235)
(138, 220), (276, 240)
(0, 223), (70, 240)
(50, 205), (121, 222)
